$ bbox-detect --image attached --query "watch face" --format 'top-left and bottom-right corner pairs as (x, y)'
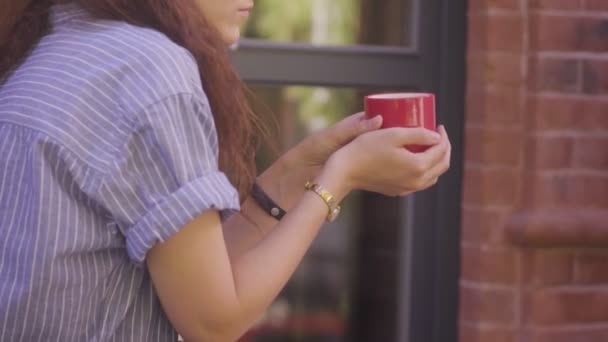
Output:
(328, 206), (341, 222)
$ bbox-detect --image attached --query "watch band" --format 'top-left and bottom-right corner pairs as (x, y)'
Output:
(250, 182), (286, 221)
(305, 181), (341, 222)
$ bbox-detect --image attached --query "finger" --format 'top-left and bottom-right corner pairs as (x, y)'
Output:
(363, 115), (383, 131)
(399, 190), (414, 197)
(411, 125), (449, 171)
(421, 131), (452, 183)
(339, 111), (366, 127)
(419, 177), (440, 192)
(436, 125), (452, 170)
(331, 112), (383, 145)
(436, 124), (451, 152)
(385, 127), (441, 147)
(438, 125), (450, 143)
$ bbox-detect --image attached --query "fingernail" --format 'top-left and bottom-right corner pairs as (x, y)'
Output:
(367, 115), (382, 129)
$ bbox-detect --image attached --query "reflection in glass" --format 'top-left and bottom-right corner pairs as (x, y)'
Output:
(243, 0), (412, 47)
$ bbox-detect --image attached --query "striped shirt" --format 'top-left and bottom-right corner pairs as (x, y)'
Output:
(0, 3), (240, 341)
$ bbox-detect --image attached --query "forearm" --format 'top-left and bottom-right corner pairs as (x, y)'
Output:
(213, 162), (349, 341)
(223, 151), (320, 260)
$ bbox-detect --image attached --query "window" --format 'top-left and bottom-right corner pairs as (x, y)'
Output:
(243, 0), (414, 47)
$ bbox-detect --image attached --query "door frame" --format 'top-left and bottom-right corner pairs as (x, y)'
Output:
(399, 0), (467, 341)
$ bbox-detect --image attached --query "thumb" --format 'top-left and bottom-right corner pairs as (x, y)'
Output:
(387, 127), (441, 147)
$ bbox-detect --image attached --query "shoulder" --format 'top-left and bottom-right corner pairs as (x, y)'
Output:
(0, 16), (214, 172)
(48, 16), (208, 110)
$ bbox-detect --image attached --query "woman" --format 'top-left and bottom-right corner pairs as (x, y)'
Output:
(0, 0), (451, 341)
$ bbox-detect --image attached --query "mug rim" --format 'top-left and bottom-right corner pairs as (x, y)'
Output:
(365, 92), (434, 100)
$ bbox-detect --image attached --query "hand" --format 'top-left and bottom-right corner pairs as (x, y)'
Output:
(260, 113), (383, 208)
(284, 112), (383, 176)
(327, 125), (451, 197)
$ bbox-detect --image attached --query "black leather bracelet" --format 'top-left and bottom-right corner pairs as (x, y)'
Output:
(250, 182), (287, 221)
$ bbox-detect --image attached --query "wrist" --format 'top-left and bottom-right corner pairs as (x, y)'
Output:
(314, 152), (353, 204)
(257, 152), (312, 211)
(238, 160), (292, 234)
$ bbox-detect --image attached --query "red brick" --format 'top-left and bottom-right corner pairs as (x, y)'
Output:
(527, 95), (608, 132)
(469, 13), (525, 52)
(572, 136), (608, 170)
(460, 283), (516, 323)
(524, 135), (573, 169)
(466, 86), (524, 125)
(491, 0), (521, 9)
(529, 15), (608, 52)
(461, 324), (515, 342)
(530, 287), (608, 325)
(469, 0), (521, 11)
(461, 207), (511, 244)
(583, 60), (608, 94)
(575, 251), (608, 284)
(463, 0), (608, 336)
(521, 249), (573, 286)
(529, 0), (584, 9)
(460, 323), (515, 342)
(580, 18), (608, 52)
(461, 245), (517, 284)
(586, 0), (608, 11)
(468, 14), (488, 52)
(488, 53), (525, 86)
(467, 52), (524, 87)
(463, 166), (520, 206)
(529, 14), (581, 51)
(529, 56), (581, 93)
(466, 87), (485, 123)
(483, 87), (525, 124)
(465, 126), (522, 165)
(488, 14), (525, 51)
(467, 53), (486, 86)
(527, 173), (608, 208)
(525, 326), (608, 342)
(461, 211), (493, 244)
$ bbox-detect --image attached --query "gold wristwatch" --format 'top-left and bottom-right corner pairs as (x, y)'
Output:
(305, 181), (341, 222)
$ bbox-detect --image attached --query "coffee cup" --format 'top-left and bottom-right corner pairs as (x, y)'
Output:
(364, 93), (437, 152)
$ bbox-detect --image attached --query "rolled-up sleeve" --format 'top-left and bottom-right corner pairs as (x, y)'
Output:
(93, 93), (240, 264)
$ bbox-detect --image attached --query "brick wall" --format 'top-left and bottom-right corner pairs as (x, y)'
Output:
(461, 0), (608, 341)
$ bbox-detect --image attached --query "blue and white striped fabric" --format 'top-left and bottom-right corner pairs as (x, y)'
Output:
(0, 3), (240, 341)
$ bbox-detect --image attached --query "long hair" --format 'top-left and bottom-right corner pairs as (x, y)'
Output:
(0, 0), (265, 201)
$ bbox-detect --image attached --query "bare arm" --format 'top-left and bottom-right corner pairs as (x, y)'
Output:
(221, 151), (315, 262)
(147, 158), (348, 341)
(146, 127), (450, 341)
(222, 112), (382, 261)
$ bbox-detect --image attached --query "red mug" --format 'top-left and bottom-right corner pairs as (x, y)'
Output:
(364, 93), (437, 153)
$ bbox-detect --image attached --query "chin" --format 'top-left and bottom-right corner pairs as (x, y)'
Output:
(221, 28), (242, 46)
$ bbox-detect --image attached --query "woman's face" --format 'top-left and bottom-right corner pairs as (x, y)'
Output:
(196, 0), (254, 45)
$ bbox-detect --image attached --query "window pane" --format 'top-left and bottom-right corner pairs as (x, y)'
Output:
(242, 85), (361, 342)
(240, 85), (406, 341)
(243, 0), (413, 47)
